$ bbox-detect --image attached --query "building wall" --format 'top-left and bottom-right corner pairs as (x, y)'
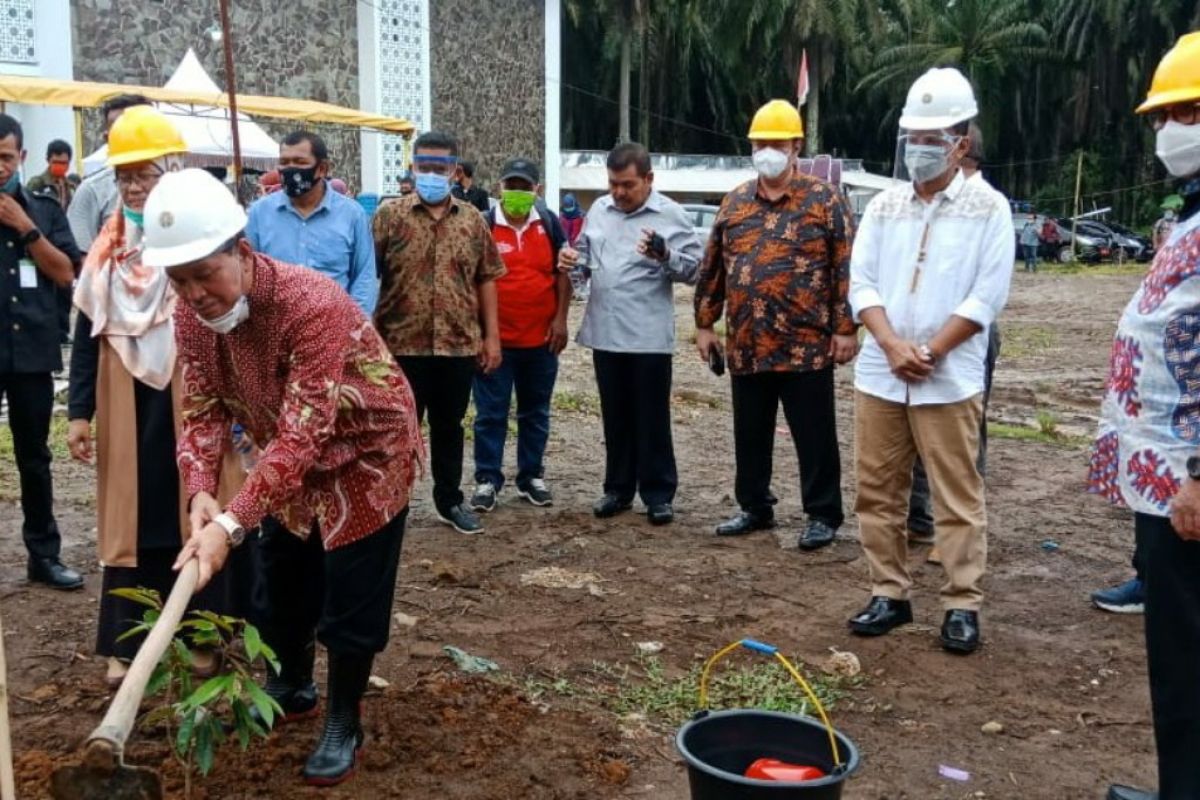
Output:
(430, 0), (545, 197)
(70, 0), (363, 190)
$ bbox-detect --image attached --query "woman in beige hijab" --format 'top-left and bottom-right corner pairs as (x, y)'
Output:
(66, 106), (238, 686)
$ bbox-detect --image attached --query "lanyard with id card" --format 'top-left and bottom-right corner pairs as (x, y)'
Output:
(18, 258), (38, 289)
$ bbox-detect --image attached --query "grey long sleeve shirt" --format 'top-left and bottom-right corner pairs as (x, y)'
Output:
(67, 167), (119, 253)
(575, 190), (701, 354)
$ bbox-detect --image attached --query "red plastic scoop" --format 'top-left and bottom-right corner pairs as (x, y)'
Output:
(744, 758), (827, 782)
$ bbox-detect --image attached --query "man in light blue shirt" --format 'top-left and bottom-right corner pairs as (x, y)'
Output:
(246, 131), (377, 315)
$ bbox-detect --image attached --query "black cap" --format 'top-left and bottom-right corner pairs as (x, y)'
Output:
(499, 157), (539, 185)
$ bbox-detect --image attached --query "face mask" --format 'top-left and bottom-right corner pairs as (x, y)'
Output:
(904, 143), (953, 184)
(198, 295), (250, 335)
(280, 165), (320, 198)
(752, 147), (791, 180)
(49, 163), (68, 179)
(500, 189), (537, 219)
(123, 206), (144, 227)
(1, 171), (19, 195)
(416, 173), (451, 204)
(1156, 121), (1200, 178)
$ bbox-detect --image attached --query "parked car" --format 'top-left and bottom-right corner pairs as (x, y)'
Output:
(683, 203), (720, 242)
(1101, 221), (1155, 262)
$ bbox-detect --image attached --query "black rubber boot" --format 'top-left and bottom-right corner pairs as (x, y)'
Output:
(252, 637), (319, 729)
(302, 653), (372, 786)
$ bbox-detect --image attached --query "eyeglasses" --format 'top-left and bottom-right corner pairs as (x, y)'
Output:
(1147, 103), (1200, 131)
(115, 167), (164, 191)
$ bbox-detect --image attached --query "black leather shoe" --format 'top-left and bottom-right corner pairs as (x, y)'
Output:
(593, 494), (633, 518)
(27, 557), (83, 590)
(848, 596), (913, 636)
(647, 504), (674, 525)
(303, 653), (372, 786)
(940, 609), (981, 654)
(715, 511), (775, 536)
(797, 519), (837, 551)
(1107, 785), (1157, 800)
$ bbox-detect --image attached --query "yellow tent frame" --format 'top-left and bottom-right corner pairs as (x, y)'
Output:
(0, 73), (414, 174)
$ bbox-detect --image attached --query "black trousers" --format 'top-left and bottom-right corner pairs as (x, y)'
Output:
(259, 509), (407, 658)
(592, 350), (677, 506)
(909, 325), (1000, 534)
(397, 356), (476, 514)
(1137, 513), (1200, 798)
(731, 368), (844, 528)
(0, 372), (61, 559)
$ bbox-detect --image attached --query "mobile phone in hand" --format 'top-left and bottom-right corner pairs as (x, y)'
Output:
(708, 345), (726, 377)
(646, 231), (668, 261)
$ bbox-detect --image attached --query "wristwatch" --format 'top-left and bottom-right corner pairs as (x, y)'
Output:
(1187, 455), (1200, 481)
(213, 512), (246, 548)
(18, 228), (41, 247)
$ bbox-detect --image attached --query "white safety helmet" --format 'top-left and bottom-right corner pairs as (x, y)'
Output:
(898, 67), (979, 131)
(142, 168), (248, 269)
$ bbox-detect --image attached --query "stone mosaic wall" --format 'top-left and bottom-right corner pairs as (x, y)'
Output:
(430, 0), (545, 195)
(70, 0), (363, 191)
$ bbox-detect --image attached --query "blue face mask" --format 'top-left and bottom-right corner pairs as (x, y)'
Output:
(415, 173), (451, 205)
(2, 171), (19, 195)
(123, 206), (145, 227)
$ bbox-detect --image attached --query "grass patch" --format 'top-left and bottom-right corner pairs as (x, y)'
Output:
(510, 653), (859, 729)
(551, 390), (601, 415)
(1002, 324), (1058, 359)
(989, 420), (1089, 448)
(1039, 262), (1148, 277)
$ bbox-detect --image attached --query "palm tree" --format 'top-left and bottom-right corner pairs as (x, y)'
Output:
(565, 0), (646, 143)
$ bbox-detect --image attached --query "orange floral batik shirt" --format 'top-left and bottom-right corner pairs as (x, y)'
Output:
(694, 172), (856, 376)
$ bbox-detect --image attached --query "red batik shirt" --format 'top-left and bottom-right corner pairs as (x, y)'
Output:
(175, 254), (422, 550)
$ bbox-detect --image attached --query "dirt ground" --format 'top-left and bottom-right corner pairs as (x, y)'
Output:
(1, 266), (1159, 799)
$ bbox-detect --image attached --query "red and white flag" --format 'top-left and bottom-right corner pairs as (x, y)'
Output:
(796, 49), (810, 106)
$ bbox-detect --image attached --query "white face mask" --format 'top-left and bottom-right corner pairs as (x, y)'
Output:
(1156, 120), (1200, 178)
(904, 143), (953, 185)
(198, 295), (249, 335)
(752, 147), (792, 180)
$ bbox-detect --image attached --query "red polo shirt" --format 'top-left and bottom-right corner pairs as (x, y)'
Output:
(490, 211), (558, 348)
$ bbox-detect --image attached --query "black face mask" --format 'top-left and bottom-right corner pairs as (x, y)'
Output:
(280, 165), (320, 198)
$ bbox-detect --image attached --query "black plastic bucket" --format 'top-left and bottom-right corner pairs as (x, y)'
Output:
(676, 709), (860, 800)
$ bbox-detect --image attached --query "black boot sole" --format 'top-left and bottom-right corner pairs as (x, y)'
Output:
(940, 635), (980, 654)
(715, 521), (775, 536)
(798, 536), (835, 552)
(593, 504), (632, 519)
(848, 609), (913, 637)
(303, 760), (357, 787)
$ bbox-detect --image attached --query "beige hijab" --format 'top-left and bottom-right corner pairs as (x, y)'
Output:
(73, 157), (182, 390)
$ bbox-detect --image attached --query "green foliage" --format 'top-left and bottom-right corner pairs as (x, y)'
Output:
(117, 587), (281, 798)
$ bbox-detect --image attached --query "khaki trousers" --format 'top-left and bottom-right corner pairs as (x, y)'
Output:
(854, 391), (987, 611)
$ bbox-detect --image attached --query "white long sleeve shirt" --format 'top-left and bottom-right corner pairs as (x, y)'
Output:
(850, 170), (1014, 406)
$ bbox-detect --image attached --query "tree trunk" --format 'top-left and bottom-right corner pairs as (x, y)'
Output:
(639, 23), (650, 146)
(804, 45), (821, 156)
(619, 34), (632, 143)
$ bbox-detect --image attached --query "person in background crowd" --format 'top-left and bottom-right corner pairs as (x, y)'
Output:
(1020, 220), (1040, 272)
(560, 193), (584, 244)
(1041, 216), (1060, 249)
(68, 94), (150, 255)
(0, 113), (85, 590)
(695, 99), (857, 550)
(246, 131), (377, 315)
(373, 131), (506, 535)
(29, 139), (81, 344)
(145, 167), (422, 787)
(470, 157), (571, 513)
(66, 106), (237, 687)
(558, 142), (702, 526)
(398, 170), (415, 197)
(330, 178), (349, 196)
(1090, 32), (1200, 800)
(848, 67), (1014, 655)
(452, 159), (490, 212)
(258, 169), (281, 197)
(27, 139), (78, 212)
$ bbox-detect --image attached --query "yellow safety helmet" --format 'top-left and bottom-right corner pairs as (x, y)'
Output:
(1138, 31), (1200, 114)
(748, 99), (804, 140)
(106, 105), (187, 167)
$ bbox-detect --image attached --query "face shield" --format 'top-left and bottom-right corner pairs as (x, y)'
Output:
(893, 129), (962, 185)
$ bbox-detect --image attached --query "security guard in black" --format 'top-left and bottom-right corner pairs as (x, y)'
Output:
(0, 113), (85, 590)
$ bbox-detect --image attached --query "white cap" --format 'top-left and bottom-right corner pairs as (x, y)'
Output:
(898, 67), (979, 131)
(142, 168), (247, 269)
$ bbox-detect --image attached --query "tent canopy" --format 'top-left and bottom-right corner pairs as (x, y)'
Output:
(0, 54), (413, 135)
(83, 50), (282, 174)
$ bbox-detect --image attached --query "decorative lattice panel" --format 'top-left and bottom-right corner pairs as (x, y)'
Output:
(0, 0), (35, 64)
(377, 0), (428, 192)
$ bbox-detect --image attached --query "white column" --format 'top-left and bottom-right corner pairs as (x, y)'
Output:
(357, 0), (382, 194)
(543, 0), (561, 211)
